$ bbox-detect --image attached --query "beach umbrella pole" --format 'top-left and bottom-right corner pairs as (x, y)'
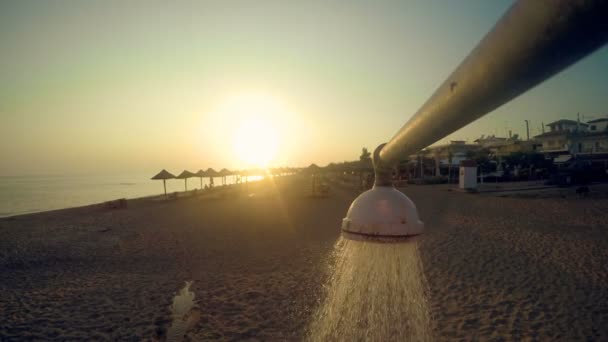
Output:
(342, 0), (608, 244)
(152, 169), (176, 199)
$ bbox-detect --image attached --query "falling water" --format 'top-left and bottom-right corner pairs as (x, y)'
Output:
(308, 238), (432, 341)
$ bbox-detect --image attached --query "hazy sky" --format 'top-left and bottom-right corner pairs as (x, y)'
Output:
(1, 0), (607, 175)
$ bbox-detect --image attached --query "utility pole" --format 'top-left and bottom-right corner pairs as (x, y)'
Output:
(524, 120), (530, 140)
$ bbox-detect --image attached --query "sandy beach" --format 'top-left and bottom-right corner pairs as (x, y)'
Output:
(1, 175), (607, 340)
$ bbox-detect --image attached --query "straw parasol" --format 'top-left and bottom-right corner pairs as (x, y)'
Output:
(307, 163), (321, 175)
(151, 169), (175, 197)
(219, 168), (232, 185)
(238, 169), (252, 183)
(194, 169), (207, 189)
(269, 167), (282, 177)
(176, 170), (196, 191)
(205, 168), (219, 187)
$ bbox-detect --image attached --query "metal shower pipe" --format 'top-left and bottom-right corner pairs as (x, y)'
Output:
(374, 0), (608, 185)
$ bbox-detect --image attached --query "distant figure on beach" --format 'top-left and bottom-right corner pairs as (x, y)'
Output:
(576, 186), (590, 197)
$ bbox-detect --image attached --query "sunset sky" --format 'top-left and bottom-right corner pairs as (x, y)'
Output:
(1, 0), (607, 176)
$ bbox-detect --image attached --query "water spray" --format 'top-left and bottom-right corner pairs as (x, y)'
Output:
(341, 0), (608, 243)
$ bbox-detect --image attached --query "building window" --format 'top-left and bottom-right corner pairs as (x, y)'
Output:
(596, 141), (600, 152)
(590, 125), (596, 131)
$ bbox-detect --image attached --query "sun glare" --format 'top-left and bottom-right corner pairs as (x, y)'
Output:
(213, 92), (296, 168)
(233, 117), (279, 167)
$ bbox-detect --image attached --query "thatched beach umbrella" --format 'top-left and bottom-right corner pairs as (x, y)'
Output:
(194, 169), (207, 189)
(239, 169), (252, 183)
(269, 167), (283, 177)
(151, 169), (175, 197)
(206, 168), (219, 187)
(307, 163), (321, 175)
(233, 171), (240, 184)
(219, 168), (232, 185)
(176, 170), (195, 191)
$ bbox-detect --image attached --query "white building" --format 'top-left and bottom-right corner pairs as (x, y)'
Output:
(474, 135), (508, 148)
(424, 140), (478, 167)
(546, 119), (588, 133)
(534, 118), (608, 163)
(588, 117), (608, 132)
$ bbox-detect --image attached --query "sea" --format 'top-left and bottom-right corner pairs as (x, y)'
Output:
(0, 173), (250, 218)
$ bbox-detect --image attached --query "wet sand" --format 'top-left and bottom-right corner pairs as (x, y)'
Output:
(1, 176), (607, 340)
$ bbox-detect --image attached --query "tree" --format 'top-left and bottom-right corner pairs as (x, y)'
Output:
(359, 148), (371, 162)
(359, 148), (373, 189)
(474, 148), (495, 173)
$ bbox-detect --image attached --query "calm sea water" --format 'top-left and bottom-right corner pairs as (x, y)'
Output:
(0, 173), (244, 218)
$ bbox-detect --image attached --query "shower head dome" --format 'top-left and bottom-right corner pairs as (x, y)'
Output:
(341, 186), (424, 243)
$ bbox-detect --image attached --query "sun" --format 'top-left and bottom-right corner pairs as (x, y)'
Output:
(233, 117), (279, 168)
(214, 92), (289, 168)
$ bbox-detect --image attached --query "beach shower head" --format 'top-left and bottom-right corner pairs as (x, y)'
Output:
(341, 185), (424, 243)
(341, 0), (608, 243)
(341, 144), (424, 243)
